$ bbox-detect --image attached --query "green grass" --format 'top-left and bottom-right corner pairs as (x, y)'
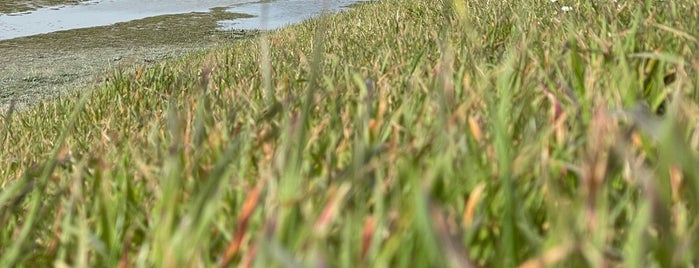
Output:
(2, 0), (699, 266)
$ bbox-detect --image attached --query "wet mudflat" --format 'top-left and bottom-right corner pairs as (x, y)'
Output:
(0, 0), (85, 14)
(0, 9), (254, 111)
(0, 0), (260, 40)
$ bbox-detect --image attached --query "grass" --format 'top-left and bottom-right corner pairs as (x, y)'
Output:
(2, 0), (699, 266)
(0, 8), (255, 114)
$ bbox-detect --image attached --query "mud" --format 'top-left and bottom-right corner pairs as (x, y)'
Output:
(0, 9), (255, 111)
(0, 0), (85, 14)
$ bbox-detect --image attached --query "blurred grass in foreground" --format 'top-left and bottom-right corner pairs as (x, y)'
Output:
(2, 0), (699, 266)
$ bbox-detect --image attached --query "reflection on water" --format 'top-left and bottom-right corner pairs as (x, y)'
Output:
(0, 0), (364, 41)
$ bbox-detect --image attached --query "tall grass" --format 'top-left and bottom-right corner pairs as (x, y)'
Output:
(2, 0), (699, 266)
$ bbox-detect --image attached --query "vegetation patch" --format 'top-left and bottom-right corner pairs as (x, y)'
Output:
(0, 9), (255, 110)
(1, 0), (699, 267)
(0, 0), (86, 14)
(1, 8), (254, 50)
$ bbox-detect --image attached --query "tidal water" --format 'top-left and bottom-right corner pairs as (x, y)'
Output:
(0, 0), (365, 40)
(217, 0), (363, 31)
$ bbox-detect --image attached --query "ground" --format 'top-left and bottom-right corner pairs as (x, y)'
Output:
(0, 0), (86, 14)
(0, 8), (256, 111)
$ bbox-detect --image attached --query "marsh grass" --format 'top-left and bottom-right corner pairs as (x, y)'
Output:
(2, 0), (699, 266)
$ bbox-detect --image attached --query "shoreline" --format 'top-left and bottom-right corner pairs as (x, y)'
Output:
(0, 9), (257, 112)
(0, 0), (86, 14)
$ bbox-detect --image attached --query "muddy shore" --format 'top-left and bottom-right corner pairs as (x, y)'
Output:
(0, 9), (256, 111)
(0, 0), (86, 14)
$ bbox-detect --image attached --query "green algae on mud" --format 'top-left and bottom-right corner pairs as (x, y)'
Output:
(0, 0), (86, 14)
(0, 9), (257, 111)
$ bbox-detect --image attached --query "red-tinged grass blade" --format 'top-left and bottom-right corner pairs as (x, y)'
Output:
(220, 180), (264, 267)
(360, 216), (377, 263)
(313, 183), (351, 236)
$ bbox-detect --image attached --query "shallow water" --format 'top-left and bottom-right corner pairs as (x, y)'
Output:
(218, 0), (365, 31)
(0, 0), (364, 40)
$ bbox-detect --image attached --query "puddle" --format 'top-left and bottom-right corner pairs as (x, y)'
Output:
(218, 0), (366, 31)
(0, 0), (366, 41)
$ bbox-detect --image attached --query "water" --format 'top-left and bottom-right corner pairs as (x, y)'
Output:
(0, 0), (365, 41)
(217, 0), (365, 31)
